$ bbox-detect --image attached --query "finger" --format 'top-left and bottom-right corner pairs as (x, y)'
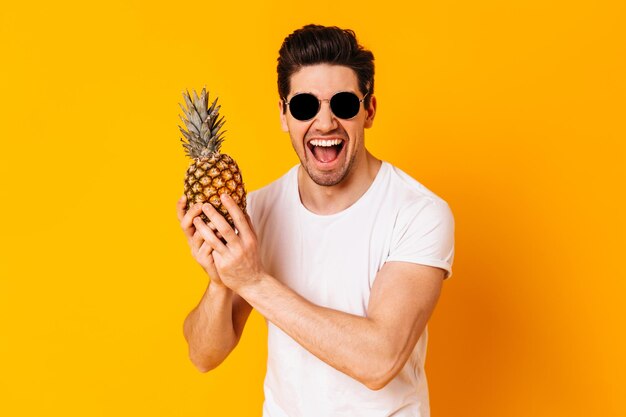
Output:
(197, 241), (221, 282)
(198, 240), (214, 257)
(192, 230), (204, 251)
(243, 213), (257, 240)
(205, 221), (224, 240)
(220, 194), (252, 239)
(176, 195), (187, 222)
(193, 216), (228, 254)
(202, 202), (237, 244)
(201, 248), (221, 283)
(244, 212), (254, 231)
(181, 202), (204, 239)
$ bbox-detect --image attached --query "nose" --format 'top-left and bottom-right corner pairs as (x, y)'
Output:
(312, 99), (338, 132)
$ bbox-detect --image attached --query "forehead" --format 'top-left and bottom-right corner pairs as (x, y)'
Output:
(289, 64), (359, 96)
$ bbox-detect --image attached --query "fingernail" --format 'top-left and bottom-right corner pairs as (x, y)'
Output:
(203, 203), (210, 211)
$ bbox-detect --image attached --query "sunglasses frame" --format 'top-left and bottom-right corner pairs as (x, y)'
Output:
(283, 90), (370, 121)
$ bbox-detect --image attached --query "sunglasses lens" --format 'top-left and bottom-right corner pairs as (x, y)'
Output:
(289, 94), (319, 121)
(330, 92), (361, 119)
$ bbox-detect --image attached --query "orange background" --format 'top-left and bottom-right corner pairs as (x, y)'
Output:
(1, 1), (624, 416)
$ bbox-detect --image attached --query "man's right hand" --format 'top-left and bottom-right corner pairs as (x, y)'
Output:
(177, 195), (224, 286)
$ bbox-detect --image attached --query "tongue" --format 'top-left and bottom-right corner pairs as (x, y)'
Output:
(312, 145), (340, 163)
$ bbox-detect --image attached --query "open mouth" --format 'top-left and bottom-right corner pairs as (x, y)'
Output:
(307, 139), (346, 163)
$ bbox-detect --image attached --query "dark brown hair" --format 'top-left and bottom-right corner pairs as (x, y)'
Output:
(277, 24), (375, 112)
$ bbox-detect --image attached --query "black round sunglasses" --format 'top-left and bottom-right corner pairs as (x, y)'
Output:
(283, 91), (369, 121)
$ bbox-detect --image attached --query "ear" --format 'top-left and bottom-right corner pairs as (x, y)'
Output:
(364, 95), (377, 129)
(278, 99), (289, 132)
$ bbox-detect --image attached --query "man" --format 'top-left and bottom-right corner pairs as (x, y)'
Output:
(178, 24), (455, 417)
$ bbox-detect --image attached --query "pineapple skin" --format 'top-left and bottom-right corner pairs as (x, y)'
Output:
(184, 153), (246, 229)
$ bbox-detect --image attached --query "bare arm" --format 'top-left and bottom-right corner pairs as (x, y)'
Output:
(238, 262), (443, 390)
(177, 196), (253, 372)
(197, 194), (444, 389)
(183, 282), (253, 372)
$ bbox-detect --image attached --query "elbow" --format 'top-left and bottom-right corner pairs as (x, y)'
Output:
(364, 373), (393, 391)
(194, 363), (214, 374)
(191, 355), (212, 373)
(187, 339), (236, 372)
(189, 352), (223, 373)
(361, 352), (405, 391)
(193, 363), (211, 373)
(187, 338), (232, 374)
(186, 342), (234, 373)
(183, 320), (234, 373)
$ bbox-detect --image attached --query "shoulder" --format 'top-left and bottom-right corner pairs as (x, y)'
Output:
(383, 162), (454, 222)
(382, 163), (455, 278)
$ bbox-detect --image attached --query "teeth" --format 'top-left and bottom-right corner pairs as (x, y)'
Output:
(309, 139), (343, 147)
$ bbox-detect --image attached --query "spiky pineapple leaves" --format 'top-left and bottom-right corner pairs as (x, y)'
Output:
(178, 87), (227, 159)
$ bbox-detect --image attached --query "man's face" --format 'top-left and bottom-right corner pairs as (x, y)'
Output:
(279, 64), (376, 187)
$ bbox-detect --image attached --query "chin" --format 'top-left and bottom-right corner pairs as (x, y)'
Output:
(303, 162), (349, 187)
(310, 173), (345, 187)
(298, 145), (358, 187)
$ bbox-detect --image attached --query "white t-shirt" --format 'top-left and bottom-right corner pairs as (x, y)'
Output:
(247, 161), (455, 417)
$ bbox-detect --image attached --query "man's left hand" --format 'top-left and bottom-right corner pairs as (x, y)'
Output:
(192, 194), (265, 292)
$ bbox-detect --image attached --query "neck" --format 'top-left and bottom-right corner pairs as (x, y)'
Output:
(297, 150), (382, 215)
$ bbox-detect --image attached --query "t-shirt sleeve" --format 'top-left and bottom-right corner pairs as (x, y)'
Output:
(386, 199), (456, 279)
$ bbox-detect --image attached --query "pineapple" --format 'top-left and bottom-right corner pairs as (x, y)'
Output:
(179, 87), (246, 229)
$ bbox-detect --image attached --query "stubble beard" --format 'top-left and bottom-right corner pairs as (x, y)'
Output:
(301, 142), (358, 187)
